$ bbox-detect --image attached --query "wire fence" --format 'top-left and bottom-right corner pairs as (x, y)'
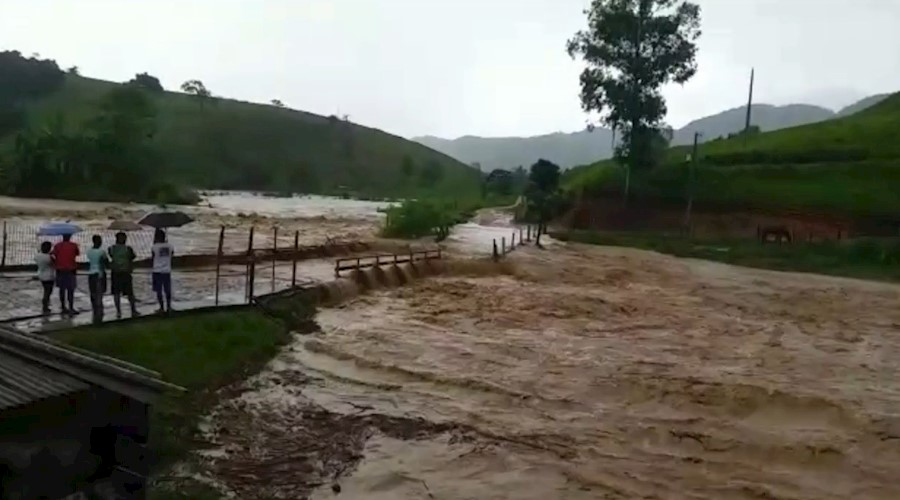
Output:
(1, 222), (156, 267)
(0, 221), (361, 269)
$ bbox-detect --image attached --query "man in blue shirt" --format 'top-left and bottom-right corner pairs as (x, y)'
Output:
(86, 234), (110, 324)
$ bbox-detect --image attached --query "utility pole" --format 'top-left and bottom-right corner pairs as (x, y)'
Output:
(744, 68), (755, 134)
(684, 131), (701, 231)
(610, 125), (616, 153)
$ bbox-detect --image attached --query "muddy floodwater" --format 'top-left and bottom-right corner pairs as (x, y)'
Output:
(190, 242), (900, 499)
(0, 192), (388, 261)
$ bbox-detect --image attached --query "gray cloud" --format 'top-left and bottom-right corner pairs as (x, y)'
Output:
(2, 0), (898, 138)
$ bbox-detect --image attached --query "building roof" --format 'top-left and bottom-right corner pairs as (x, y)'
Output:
(0, 327), (183, 412)
(0, 350), (90, 411)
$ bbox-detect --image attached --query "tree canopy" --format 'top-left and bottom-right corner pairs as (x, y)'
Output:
(0, 51), (65, 135)
(528, 158), (561, 194)
(485, 168), (514, 196)
(129, 72), (164, 92)
(567, 0), (701, 173)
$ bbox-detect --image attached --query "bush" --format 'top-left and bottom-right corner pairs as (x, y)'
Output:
(146, 182), (200, 205)
(381, 199), (455, 239)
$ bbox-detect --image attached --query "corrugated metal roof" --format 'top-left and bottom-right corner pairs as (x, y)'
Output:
(0, 350), (89, 411)
(0, 326), (184, 411)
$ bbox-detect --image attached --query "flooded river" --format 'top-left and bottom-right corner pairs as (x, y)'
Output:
(9, 193), (898, 498)
(0, 192), (388, 263)
(189, 239), (900, 499)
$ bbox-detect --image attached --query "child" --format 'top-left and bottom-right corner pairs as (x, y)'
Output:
(35, 241), (55, 314)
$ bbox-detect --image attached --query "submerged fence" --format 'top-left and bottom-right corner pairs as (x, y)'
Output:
(492, 224), (537, 259)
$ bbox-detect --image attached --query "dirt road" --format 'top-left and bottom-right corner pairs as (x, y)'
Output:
(190, 240), (900, 499)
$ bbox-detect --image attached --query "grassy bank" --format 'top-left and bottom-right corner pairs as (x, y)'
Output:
(54, 309), (291, 495)
(564, 92), (900, 218)
(554, 230), (900, 282)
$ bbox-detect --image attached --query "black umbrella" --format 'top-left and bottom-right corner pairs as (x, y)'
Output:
(138, 211), (194, 229)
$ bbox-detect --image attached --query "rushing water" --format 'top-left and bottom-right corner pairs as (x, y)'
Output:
(191, 238), (900, 500)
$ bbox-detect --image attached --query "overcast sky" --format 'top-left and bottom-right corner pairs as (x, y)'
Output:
(2, 0), (899, 139)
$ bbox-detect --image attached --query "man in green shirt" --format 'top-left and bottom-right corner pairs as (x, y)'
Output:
(108, 231), (140, 318)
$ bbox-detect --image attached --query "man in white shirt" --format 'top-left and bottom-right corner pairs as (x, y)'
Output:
(151, 229), (175, 313)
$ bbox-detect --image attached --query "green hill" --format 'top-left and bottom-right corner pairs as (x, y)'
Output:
(1, 67), (480, 202)
(565, 92), (900, 218)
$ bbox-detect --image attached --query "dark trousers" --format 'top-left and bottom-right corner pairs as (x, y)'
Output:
(56, 270), (76, 311)
(152, 272), (172, 310)
(40, 280), (54, 311)
(88, 273), (107, 322)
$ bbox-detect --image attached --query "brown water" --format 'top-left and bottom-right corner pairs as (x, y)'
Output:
(189, 242), (900, 499)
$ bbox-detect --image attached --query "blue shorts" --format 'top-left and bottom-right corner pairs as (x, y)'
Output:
(152, 272), (172, 295)
(56, 270), (77, 291)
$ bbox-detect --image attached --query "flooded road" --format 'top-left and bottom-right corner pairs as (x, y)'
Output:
(191, 240), (900, 499)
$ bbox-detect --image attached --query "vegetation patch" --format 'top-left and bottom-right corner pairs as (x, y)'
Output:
(381, 198), (483, 239)
(554, 230), (900, 282)
(565, 93), (900, 218)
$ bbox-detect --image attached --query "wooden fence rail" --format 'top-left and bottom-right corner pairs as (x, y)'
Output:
(335, 249), (442, 277)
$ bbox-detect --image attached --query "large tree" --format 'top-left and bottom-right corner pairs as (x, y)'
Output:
(129, 72), (164, 92)
(180, 79), (212, 108)
(526, 159), (561, 246)
(567, 0), (701, 200)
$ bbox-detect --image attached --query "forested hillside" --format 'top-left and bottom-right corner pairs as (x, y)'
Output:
(0, 51), (480, 203)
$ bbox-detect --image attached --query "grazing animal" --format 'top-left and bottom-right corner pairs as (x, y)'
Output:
(758, 224), (793, 244)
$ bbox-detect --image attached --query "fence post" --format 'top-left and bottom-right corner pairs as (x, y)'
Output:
(502, 237), (506, 255)
(214, 226), (224, 306)
(291, 230), (299, 287)
(519, 227), (523, 245)
(1, 221), (7, 271)
(272, 226), (278, 293)
(511, 233), (516, 248)
(247, 260), (256, 303)
(493, 239), (498, 260)
(245, 226), (255, 301)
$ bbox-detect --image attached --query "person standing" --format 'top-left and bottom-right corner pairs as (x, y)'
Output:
(35, 241), (55, 314)
(51, 233), (79, 315)
(151, 229), (174, 313)
(108, 231), (139, 318)
(86, 235), (109, 324)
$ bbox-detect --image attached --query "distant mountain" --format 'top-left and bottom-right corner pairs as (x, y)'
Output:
(415, 94), (892, 170)
(672, 103), (834, 145)
(836, 93), (892, 117)
(415, 130), (612, 172)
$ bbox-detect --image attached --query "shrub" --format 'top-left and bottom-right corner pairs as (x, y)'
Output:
(381, 200), (451, 239)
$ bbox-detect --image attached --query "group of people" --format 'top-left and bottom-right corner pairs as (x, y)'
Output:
(34, 228), (176, 322)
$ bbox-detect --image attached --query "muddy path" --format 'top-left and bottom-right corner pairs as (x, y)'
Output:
(182, 240), (900, 499)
